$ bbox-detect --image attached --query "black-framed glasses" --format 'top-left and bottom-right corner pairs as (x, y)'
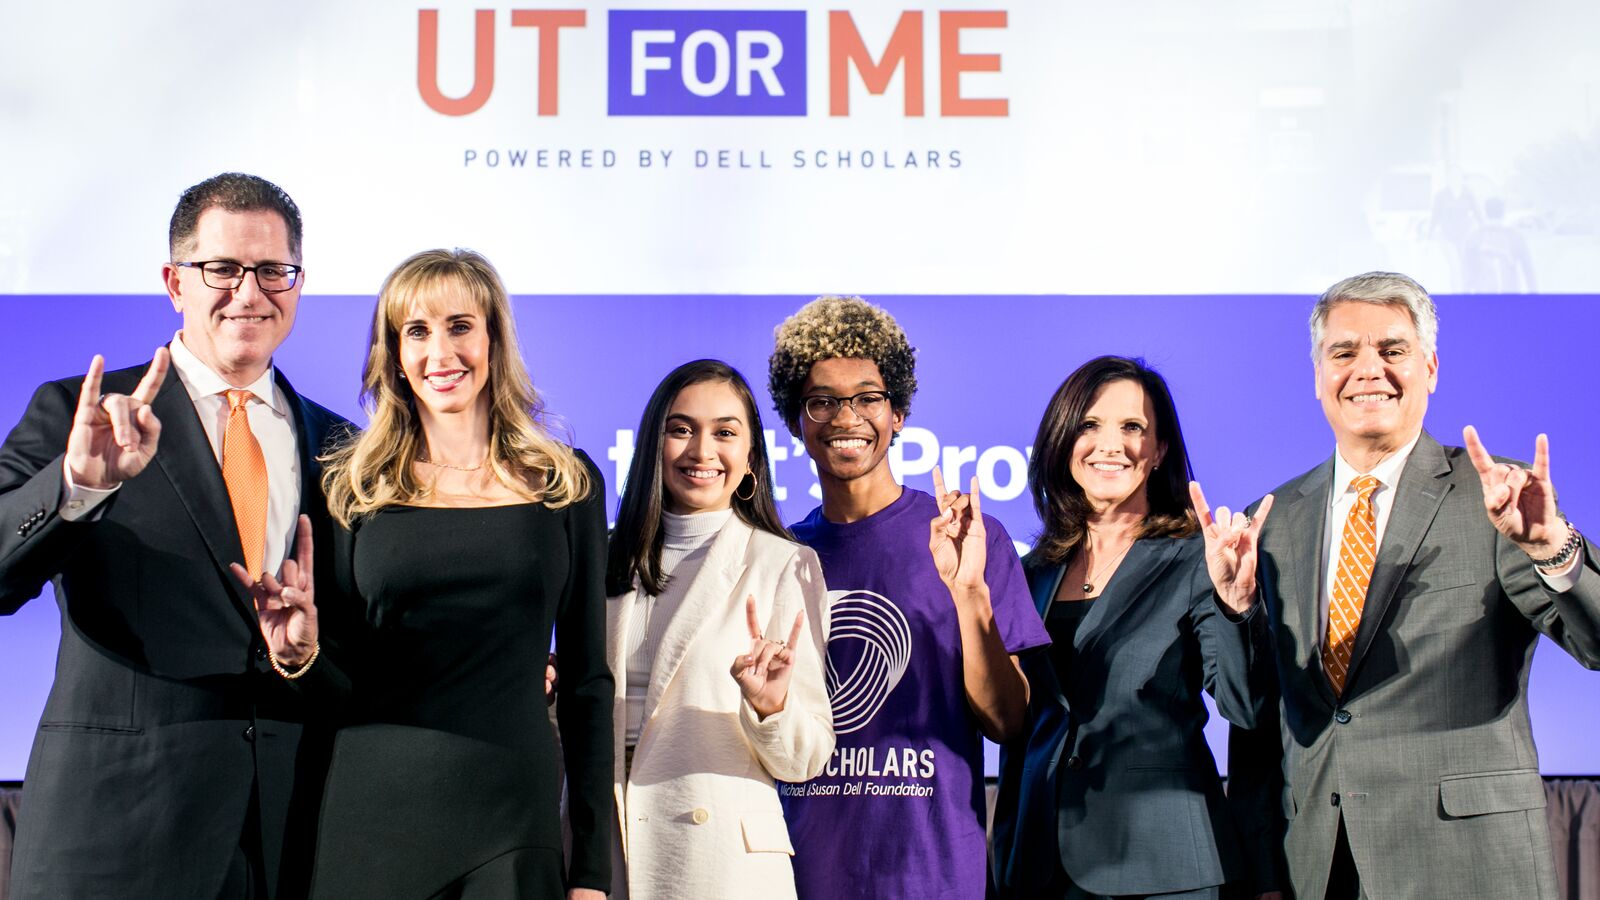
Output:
(802, 390), (893, 423)
(176, 260), (303, 293)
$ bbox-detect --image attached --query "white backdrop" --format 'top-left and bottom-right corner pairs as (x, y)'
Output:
(3, 0), (1597, 295)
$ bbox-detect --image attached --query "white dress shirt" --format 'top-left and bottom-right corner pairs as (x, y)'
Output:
(61, 333), (301, 577)
(1317, 433), (1575, 644)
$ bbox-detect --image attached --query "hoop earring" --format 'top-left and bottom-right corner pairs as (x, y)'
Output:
(734, 471), (757, 502)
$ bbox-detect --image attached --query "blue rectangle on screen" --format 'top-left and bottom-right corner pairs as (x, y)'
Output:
(608, 10), (807, 116)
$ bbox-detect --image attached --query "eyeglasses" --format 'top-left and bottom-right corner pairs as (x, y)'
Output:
(176, 261), (303, 293)
(801, 390), (893, 424)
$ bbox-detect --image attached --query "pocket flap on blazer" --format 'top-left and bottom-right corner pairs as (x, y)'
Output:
(740, 810), (796, 855)
(1439, 770), (1546, 818)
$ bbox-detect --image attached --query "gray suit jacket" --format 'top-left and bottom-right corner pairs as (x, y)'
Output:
(1230, 431), (1600, 899)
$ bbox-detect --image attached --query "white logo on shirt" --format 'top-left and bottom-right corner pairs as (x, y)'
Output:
(824, 590), (912, 734)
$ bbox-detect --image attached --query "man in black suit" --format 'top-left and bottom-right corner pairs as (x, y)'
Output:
(0, 173), (348, 899)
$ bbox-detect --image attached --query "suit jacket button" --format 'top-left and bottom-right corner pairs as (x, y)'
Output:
(242, 725), (256, 743)
(1334, 709), (1353, 724)
(690, 808), (709, 825)
(1065, 755), (1084, 770)
(1330, 792), (1340, 807)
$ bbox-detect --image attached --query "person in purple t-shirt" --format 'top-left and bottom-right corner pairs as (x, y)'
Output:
(766, 295), (1051, 899)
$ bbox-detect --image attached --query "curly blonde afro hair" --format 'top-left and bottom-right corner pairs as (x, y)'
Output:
(768, 295), (917, 436)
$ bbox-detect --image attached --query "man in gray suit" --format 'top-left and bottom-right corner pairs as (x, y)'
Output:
(1231, 271), (1600, 899)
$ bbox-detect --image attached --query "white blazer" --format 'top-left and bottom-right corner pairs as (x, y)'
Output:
(607, 515), (834, 900)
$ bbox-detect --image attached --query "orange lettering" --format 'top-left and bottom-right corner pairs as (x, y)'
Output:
(828, 11), (924, 117)
(418, 9), (496, 116)
(509, 10), (586, 116)
(939, 11), (1007, 117)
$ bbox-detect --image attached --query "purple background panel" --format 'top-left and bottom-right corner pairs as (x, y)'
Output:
(607, 10), (807, 116)
(0, 293), (1597, 779)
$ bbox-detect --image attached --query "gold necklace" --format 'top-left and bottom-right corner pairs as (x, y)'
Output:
(1081, 539), (1135, 594)
(418, 453), (486, 472)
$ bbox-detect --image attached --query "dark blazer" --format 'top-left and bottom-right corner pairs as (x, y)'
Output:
(991, 533), (1273, 897)
(1229, 432), (1600, 900)
(0, 358), (350, 900)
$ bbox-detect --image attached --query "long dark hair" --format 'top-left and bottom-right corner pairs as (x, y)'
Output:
(607, 359), (791, 596)
(1027, 355), (1198, 565)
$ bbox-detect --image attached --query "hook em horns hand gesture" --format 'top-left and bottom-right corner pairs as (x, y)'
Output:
(230, 514), (319, 669)
(65, 349), (171, 490)
(930, 465), (988, 597)
(1463, 426), (1574, 565)
(730, 595), (806, 720)
(1189, 481), (1273, 615)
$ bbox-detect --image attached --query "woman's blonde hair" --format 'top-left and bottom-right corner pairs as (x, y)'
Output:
(322, 248), (590, 526)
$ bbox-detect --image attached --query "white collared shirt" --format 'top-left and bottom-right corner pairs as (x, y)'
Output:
(61, 333), (301, 577)
(1317, 432), (1576, 643)
(1317, 435), (1419, 642)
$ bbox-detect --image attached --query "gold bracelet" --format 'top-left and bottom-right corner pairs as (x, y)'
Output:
(269, 641), (320, 680)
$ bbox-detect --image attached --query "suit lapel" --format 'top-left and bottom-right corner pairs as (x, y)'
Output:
(1073, 539), (1182, 669)
(149, 361), (254, 618)
(1029, 565), (1063, 619)
(1029, 564), (1069, 706)
(1274, 456), (1337, 706)
(1345, 433), (1452, 692)
(640, 516), (752, 726)
(275, 370), (329, 533)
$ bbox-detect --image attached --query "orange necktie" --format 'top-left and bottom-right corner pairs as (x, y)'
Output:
(222, 389), (269, 581)
(1324, 474), (1381, 695)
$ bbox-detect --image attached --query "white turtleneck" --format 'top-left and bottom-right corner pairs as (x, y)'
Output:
(624, 507), (734, 746)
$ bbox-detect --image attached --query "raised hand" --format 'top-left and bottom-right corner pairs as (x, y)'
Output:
(729, 595), (805, 720)
(1464, 426), (1570, 561)
(230, 514), (319, 669)
(929, 466), (988, 595)
(64, 349), (170, 489)
(1190, 481), (1273, 614)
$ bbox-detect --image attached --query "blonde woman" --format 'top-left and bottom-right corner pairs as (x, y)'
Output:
(308, 249), (611, 899)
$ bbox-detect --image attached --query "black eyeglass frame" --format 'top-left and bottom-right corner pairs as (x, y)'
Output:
(800, 390), (895, 424)
(175, 260), (304, 293)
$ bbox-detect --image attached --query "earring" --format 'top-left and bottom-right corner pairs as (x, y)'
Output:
(397, 368), (407, 381)
(734, 471), (757, 502)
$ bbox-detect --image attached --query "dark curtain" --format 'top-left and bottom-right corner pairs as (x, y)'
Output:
(1548, 778), (1600, 900)
(1, 786), (19, 900)
(2, 780), (1599, 898)
(985, 778), (1600, 900)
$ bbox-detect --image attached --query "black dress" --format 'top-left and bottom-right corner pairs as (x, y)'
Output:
(311, 462), (612, 899)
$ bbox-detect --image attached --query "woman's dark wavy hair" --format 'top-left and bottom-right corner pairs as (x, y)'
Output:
(607, 359), (791, 596)
(1027, 355), (1198, 565)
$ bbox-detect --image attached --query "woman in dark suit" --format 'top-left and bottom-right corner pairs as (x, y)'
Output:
(991, 355), (1275, 900)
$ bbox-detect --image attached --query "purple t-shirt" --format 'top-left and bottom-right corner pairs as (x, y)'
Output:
(781, 488), (1049, 899)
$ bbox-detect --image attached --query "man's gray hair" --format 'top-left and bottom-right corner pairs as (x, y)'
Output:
(1309, 271), (1439, 362)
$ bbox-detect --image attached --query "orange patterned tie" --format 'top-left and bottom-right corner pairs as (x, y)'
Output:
(222, 390), (269, 580)
(1324, 474), (1381, 695)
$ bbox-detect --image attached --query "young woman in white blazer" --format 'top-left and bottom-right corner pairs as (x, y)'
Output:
(604, 359), (834, 899)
